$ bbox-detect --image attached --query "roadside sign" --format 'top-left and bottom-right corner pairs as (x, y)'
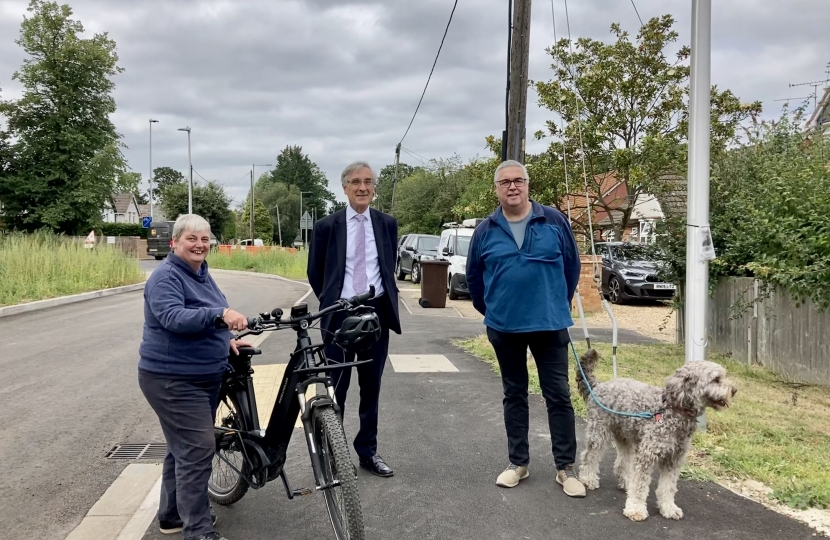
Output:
(142, 216), (153, 228)
(83, 230), (95, 249)
(300, 211), (313, 230)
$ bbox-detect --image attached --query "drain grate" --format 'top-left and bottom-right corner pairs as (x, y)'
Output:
(106, 443), (167, 460)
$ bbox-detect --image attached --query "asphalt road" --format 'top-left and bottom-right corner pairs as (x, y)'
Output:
(0, 272), (310, 540)
(132, 292), (814, 540)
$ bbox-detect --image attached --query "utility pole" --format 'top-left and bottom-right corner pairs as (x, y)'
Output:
(502, 0), (512, 162)
(506, 0), (532, 164)
(177, 127), (192, 214)
(390, 143), (401, 212)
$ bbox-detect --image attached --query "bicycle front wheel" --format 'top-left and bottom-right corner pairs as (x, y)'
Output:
(311, 406), (365, 540)
(208, 394), (250, 505)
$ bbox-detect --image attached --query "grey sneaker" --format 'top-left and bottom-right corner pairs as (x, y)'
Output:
(184, 533), (228, 540)
(556, 465), (587, 497)
(496, 463), (529, 488)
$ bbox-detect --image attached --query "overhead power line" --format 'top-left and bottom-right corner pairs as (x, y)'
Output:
(398, 0), (459, 145)
(629, 0), (644, 26)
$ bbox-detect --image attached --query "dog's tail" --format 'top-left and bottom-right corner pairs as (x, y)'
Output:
(575, 348), (600, 402)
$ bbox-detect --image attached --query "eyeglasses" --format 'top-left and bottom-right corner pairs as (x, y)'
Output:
(496, 178), (527, 188)
(348, 179), (375, 187)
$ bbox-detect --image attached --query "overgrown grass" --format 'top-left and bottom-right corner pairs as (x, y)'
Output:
(0, 233), (145, 307)
(456, 335), (830, 510)
(207, 249), (308, 280)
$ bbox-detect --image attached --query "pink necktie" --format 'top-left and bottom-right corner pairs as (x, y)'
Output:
(353, 214), (368, 294)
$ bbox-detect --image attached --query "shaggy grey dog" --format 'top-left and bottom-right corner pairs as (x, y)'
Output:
(575, 349), (737, 522)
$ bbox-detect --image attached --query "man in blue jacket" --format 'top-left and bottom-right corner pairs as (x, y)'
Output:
(466, 160), (586, 498)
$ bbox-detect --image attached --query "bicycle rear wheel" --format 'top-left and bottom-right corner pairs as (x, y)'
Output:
(208, 395), (250, 505)
(311, 406), (365, 540)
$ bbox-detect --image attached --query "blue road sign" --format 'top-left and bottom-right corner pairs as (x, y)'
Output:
(142, 216), (153, 228)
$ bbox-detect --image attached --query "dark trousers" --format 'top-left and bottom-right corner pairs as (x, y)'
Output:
(138, 369), (222, 538)
(486, 327), (576, 470)
(324, 295), (391, 460)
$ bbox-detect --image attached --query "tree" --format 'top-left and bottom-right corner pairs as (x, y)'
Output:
(161, 180), (232, 237)
(220, 209), (237, 243)
(151, 166), (185, 201)
(330, 201), (347, 214)
(533, 14), (760, 242)
(0, 0), (127, 234)
(265, 145), (334, 219)
(375, 163), (419, 212)
(255, 180), (301, 245)
(240, 197), (274, 241)
(392, 157), (468, 235)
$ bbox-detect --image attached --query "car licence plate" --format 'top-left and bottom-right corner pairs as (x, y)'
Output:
(654, 283), (676, 290)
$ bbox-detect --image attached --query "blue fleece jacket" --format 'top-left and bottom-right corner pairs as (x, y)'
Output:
(466, 201), (581, 333)
(138, 253), (232, 377)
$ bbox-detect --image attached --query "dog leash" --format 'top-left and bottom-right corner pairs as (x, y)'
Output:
(569, 341), (659, 420)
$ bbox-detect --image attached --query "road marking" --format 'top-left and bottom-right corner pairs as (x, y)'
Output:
(252, 363), (315, 429)
(389, 354), (460, 373)
(65, 464), (162, 540)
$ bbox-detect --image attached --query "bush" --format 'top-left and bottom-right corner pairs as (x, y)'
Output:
(99, 223), (147, 239)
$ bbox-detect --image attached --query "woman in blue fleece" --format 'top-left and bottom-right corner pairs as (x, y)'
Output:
(138, 214), (250, 540)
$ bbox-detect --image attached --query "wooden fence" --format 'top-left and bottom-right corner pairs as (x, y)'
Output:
(700, 277), (830, 386)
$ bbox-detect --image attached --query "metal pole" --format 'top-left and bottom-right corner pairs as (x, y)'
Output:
(391, 144), (401, 212)
(299, 191), (303, 249)
(275, 204), (282, 246)
(250, 169), (254, 241)
(149, 119), (158, 219)
(684, 0), (712, 368)
(187, 132), (192, 214)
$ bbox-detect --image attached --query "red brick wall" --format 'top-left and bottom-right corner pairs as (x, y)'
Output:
(576, 255), (604, 313)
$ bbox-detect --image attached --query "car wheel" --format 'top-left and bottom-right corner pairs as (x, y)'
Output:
(448, 274), (460, 300)
(395, 259), (406, 280)
(608, 276), (625, 304)
(411, 262), (422, 284)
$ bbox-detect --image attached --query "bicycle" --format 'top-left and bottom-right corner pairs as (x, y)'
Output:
(208, 285), (382, 540)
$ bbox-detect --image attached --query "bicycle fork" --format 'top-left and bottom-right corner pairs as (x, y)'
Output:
(296, 377), (343, 494)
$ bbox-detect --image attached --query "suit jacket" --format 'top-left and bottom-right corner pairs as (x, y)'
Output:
(307, 207), (401, 334)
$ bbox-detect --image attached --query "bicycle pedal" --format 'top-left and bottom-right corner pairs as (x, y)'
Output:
(293, 488), (313, 497)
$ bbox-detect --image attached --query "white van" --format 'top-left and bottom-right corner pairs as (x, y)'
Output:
(438, 218), (484, 300)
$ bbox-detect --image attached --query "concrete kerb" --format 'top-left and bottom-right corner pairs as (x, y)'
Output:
(0, 282), (147, 319)
(0, 269), (312, 320)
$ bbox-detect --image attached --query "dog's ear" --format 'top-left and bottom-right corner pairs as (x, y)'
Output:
(664, 366), (697, 410)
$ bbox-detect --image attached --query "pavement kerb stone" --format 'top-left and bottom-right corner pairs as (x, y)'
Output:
(0, 282), (147, 319)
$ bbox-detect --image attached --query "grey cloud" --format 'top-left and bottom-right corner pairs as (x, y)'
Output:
(1, 0), (827, 206)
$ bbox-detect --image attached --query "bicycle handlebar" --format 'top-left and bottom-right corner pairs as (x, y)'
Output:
(214, 285), (376, 336)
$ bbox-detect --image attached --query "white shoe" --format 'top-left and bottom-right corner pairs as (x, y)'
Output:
(496, 463), (529, 488)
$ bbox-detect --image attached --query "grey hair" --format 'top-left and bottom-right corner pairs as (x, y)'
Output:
(172, 214), (211, 239)
(340, 161), (378, 187)
(494, 160), (530, 185)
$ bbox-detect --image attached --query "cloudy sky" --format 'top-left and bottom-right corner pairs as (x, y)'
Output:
(1, 0), (827, 207)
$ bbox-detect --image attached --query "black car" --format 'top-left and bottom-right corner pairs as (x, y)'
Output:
(595, 242), (676, 304)
(395, 234), (440, 284)
(147, 220), (176, 260)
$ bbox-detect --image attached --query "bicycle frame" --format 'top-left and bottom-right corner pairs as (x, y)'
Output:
(215, 302), (372, 499)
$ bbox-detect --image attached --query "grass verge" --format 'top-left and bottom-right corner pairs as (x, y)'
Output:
(456, 335), (830, 510)
(207, 249), (308, 280)
(0, 233), (145, 307)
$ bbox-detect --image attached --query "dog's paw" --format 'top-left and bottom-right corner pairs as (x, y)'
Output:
(623, 504), (649, 522)
(660, 504), (684, 520)
(578, 474), (600, 490)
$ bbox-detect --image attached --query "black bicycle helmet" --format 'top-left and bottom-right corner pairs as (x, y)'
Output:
(334, 308), (381, 353)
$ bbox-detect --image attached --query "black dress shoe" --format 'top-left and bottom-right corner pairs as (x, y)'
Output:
(359, 454), (394, 477)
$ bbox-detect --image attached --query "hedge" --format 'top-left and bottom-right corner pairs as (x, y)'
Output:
(99, 223), (148, 239)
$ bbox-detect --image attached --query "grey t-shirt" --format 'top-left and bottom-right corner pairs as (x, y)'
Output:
(506, 211), (532, 249)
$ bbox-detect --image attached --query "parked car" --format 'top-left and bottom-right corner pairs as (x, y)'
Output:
(438, 218), (483, 300)
(595, 241), (676, 304)
(395, 234), (440, 284)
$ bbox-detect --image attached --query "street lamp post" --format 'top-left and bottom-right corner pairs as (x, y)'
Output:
(149, 119), (158, 219)
(251, 163), (272, 241)
(177, 127), (193, 214)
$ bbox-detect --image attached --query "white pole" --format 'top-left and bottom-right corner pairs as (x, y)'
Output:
(684, 0), (712, 366)
(149, 119), (158, 219)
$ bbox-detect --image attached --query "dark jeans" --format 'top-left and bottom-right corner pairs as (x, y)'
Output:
(138, 369), (222, 538)
(324, 294), (391, 460)
(486, 327), (576, 470)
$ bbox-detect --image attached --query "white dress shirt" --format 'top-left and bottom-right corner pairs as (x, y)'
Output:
(341, 205), (385, 299)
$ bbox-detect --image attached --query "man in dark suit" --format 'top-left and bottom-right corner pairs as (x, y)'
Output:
(307, 160), (401, 477)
